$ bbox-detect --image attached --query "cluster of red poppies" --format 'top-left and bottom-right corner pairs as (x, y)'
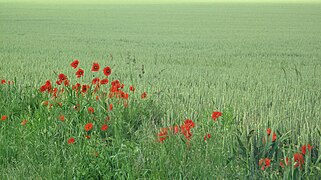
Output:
(157, 111), (222, 144)
(259, 127), (313, 171)
(36, 59), (151, 144)
(1, 79), (14, 85)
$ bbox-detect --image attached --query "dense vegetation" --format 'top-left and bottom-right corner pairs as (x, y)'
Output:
(1, 1), (321, 179)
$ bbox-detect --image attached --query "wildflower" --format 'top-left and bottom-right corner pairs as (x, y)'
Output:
(70, 60), (79, 69)
(172, 125), (179, 134)
(85, 123), (93, 131)
(130, 86), (135, 92)
(92, 77), (100, 85)
(81, 84), (90, 93)
(294, 153), (304, 169)
(72, 83), (81, 92)
(158, 128), (168, 142)
(1, 115), (7, 121)
(259, 158), (271, 170)
(101, 124), (108, 131)
(56, 80), (62, 85)
(59, 115), (65, 122)
(266, 128), (271, 136)
(68, 137), (75, 144)
(109, 104), (113, 111)
(212, 111), (222, 121)
(92, 63), (100, 72)
(85, 135), (91, 139)
(204, 133), (211, 141)
(100, 79), (108, 85)
(141, 92), (147, 99)
(21, 119), (28, 125)
(1, 79), (6, 84)
(301, 144), (313, 155)
(272, 133), (277, 142)
(88, 107), (94, 114)
(103, 66), (112, 76)
(75, 68), (84, 78)
(180, 119), (195, 141)
(58, 73), (67, 81)
(64, 80), (70, 86)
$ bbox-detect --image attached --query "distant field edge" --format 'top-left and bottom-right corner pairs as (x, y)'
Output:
(1, 0), (321, 5)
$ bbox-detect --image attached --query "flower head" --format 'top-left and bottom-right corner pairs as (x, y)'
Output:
(103, 66), (112, 76)
(88, 107), (95, 114)
(70, 60), (79, 69)
(204, 133), (211, 141)
(101, 124), (109, 131)
(100, 79), (109, 85)
(58, 73), (67, 81)
(1, 115), (7, 121)
(92, 63), (100, 72)
(212, 111), (222, 121)
(21, 119), (28, 125)
(59, 115), (65, 122)
(68, 137), (75, 144)
(130, 86), (135, 92)
(259, 158), (271, 170)
(294, 153), (304, 169)
(84, 123), (93, 131)
(141, 92), (147, 99)
(158, 128), (168, 142)
(301, 144), (313, 155)
(76, 68), (84, 78)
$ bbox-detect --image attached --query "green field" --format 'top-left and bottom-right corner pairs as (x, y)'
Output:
(1, 0), (321, 179)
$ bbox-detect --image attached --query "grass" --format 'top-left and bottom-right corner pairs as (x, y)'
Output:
(1, 1), (321, 179)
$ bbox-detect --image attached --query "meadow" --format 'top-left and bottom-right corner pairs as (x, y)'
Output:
(1, 0), (321, 179)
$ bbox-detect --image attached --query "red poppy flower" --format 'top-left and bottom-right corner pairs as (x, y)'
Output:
(58, 73), (67, 81)
(294, 153), (304, 169)
(70, 60), (79, 69)
(212, 111), (222, 121)
(184, 119), (195, 129)
(259, 158), (271, 170)
(81, 84), (90, 93)
(1, 115), (7, 121)
(84, 123), (93, 131)
(266, 128), (271, 136)
(109, 104), (113, 111)
(204, 133), (211, 141)
(130, 86), (135, 92)
(141, 92), (147, 99)
(68, 137), (75, 144)
(88, 107), (94, 114)
(272, 133), (277, 142)
(76, 68), (84, 78)
(92, 77), (100, 85)
(170, 125), (179, 134)
(85, 135), (91, 139)
(92, 63), (100, 72)
(1, 80), (6, 84)
(100, 79), (108, 85)
(64, 80), (70, 86)
(158, 128), (168, 142)
(103, 66), (112, 76)
(59, 115), (65, 121)
(301, 144), (313, 155)
(181, 124), (193, 141)
(101, 124), (108, 131)
(21, 119), (28, 125)
(72, 83), (81, 92)
(56, 80), (62, 85)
